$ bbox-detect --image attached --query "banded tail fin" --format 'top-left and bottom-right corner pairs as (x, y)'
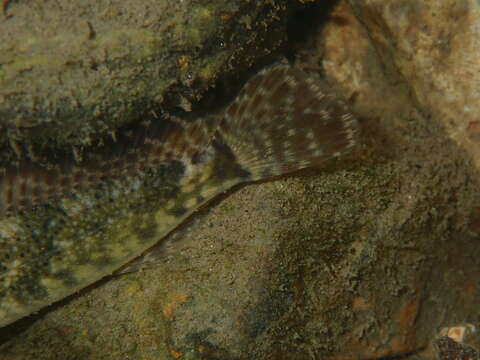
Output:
(218, 63), (358, 180)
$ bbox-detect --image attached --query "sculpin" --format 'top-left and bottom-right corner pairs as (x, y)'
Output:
(0, 63), (358, 327)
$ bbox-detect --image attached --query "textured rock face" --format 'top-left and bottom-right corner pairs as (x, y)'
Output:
(1, 1), (480, 360)
(0, 0), (287, 162)
(316, 1), (480, 357)
(347, 0), (480, 172)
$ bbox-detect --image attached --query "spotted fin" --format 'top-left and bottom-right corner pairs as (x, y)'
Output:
(218, 63), (358, 180)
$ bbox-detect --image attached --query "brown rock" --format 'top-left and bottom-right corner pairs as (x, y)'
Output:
(346, 0), (480, 172)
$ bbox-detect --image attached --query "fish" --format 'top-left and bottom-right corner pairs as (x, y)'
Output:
(0, 62), (358, 327)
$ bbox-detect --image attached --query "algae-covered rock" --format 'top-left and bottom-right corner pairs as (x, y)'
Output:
(0, 0), (288, 161)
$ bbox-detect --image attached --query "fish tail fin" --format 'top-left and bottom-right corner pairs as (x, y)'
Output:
(218, 63), (358, 181)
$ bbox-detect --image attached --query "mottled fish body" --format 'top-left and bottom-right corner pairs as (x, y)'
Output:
(0, 63), (357, 327)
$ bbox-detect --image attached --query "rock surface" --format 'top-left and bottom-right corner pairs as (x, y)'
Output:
(1, 1), (480, 359)
(0, 0), (287, 163)
(347, 0), (480, 173)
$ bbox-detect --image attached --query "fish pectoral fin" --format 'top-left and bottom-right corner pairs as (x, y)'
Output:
(218, 63), (359, 181)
